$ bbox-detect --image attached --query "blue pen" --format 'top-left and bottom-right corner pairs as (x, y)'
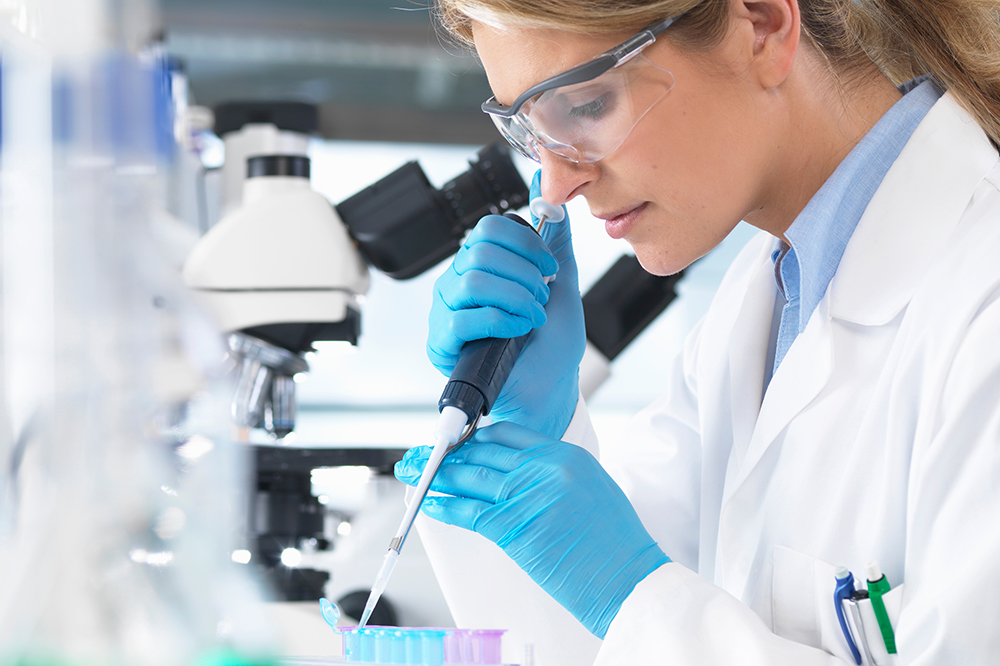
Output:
(834, 567), (862, 665)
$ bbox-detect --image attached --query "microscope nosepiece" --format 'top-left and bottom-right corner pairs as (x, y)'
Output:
(228, 333), (309, 438)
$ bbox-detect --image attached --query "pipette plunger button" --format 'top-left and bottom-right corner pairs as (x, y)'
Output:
(529, 198), (564, 225)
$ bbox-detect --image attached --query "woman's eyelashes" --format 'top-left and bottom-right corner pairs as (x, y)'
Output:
(568, 91), (613, 119)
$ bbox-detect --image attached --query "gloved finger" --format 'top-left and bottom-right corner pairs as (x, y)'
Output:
(395, 446), (432, 480)
(468, 420), (560, 452)
(421, 480), (542, 549)
(419, 450), (513, 502)
(435, 264), (547, 324)
(453, 241), (552, 303)
(396, 455), (509, 503)
(397, 439), (534, 504)
(465, 215), (558, 277)
(420, 495), (492, 532)
(411, 424), (583, 505)
(397, 440), (523, 477)
(439, 440), (525, 474)
(499, 441), (610, 505)
(427, 305), (537, 373)
(394, 448), (436, 488)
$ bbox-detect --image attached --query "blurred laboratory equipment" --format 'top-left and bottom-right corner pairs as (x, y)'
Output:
(247, 444), (405, 606)
(580, 256), (685, 397)
(0, 1), (279, 664)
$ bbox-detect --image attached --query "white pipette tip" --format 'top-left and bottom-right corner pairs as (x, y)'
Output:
(358, 602), (374, 630)
(358, 548), (399, 628)
(529, 197), (564, 225)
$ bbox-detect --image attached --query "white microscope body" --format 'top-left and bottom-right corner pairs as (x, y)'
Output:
(183, 152), (369, 336)
(183, 121), (370, 438)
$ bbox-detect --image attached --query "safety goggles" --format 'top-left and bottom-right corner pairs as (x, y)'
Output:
(481, 16), (683, 163)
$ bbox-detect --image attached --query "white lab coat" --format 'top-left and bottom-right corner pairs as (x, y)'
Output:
(416, 91), (1000, 665)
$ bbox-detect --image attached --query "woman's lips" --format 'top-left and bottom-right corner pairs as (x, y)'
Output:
(600, 202), (648, 240)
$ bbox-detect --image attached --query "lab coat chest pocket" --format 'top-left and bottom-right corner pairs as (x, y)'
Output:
(772, 545), (851, 660)
(773, 545), (904, 664)
(772, 545), (829, 649)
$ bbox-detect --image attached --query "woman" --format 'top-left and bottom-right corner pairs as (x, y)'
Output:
(395, 0), (1000, 663)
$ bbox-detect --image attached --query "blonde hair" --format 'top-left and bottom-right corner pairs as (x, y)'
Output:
(435, 0), (1000, 146)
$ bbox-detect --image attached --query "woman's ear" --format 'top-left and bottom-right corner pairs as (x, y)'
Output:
(735, 0), (800, 89)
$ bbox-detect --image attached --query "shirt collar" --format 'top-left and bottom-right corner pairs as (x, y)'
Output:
(773, 78), (943, 333)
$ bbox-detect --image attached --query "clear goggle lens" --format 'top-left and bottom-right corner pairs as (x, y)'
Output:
(489, 55), (675, 163)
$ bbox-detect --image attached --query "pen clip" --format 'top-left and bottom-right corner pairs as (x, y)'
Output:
(834, 567), (863, 665)
(846, 597), (876, 666)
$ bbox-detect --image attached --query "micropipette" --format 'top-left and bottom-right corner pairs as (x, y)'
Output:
(357, 199), (563, 629)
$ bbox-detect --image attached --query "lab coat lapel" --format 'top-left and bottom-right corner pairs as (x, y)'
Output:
(725, 246), (775, 468)
(723, 301), (835, 506)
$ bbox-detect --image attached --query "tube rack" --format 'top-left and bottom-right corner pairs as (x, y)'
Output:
(340, 626), (506, 665)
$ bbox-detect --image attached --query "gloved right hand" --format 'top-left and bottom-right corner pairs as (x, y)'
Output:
(427, 169), (585, 440)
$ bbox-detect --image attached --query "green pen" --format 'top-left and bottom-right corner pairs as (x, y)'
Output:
(866, 560), (897, 654)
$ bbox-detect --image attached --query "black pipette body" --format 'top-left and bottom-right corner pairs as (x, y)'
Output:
(437, 213), (538, 425)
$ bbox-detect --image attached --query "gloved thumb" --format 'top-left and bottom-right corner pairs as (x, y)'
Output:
(529, 168), (576, 269)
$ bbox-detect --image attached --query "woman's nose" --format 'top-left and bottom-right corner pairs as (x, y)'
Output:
(537, 149), (599, 206)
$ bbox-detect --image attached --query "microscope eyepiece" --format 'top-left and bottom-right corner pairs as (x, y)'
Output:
(440, 141), (530, 232)
(336, 142), (529, 280)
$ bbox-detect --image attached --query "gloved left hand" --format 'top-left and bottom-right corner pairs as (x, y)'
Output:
(395, 420), (670, 639)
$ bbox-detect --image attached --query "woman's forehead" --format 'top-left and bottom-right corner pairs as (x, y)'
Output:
(472, 21), (628, 106)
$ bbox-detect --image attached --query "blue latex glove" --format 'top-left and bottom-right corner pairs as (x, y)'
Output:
(427, 170), (585, 439)
(395, 421), (670, 638)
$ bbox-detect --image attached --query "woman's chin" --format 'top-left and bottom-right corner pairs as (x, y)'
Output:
(631, 244), (691, 277)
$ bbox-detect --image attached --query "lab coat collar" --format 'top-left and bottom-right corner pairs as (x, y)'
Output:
(828, 92), (1000, 325)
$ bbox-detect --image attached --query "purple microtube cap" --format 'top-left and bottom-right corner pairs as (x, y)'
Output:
(444, 628), (475, 664)
(472, 630), (506, 665)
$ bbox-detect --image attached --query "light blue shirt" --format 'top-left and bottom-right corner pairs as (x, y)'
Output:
(767, 78), (943, 384)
